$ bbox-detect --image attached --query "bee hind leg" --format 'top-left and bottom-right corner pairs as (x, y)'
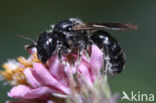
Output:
(101, 47), (110, 75)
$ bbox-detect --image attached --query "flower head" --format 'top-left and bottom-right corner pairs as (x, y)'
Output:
(0, 45), (119, 103)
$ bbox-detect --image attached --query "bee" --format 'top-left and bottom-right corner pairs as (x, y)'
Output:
(17, 18), (137, 75)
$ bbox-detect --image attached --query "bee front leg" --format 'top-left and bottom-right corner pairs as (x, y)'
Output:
(58, 48), (68, 66)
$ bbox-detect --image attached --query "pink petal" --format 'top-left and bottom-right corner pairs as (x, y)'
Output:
(23, 86), (54, 99)
(8, 85), (55, 99)
(32, 63), (70, 94)
(90, 45), (103, 72)
(24, 68), (42, 88)
(64, 66), (76, 75)
(78, 60), (93, 86)
(8, 85), (31, 98)
(49, 55), (68, 87)
(87, 45), (103, 82)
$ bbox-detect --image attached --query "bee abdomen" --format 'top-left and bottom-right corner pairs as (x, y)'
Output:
(91, 30), (126, 75)
(108, 45), (126, 75)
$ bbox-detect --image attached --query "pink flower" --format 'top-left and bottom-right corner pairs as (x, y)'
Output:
(5, 45), (105, 102)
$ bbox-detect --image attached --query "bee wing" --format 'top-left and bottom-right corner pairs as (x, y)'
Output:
(74, 22), (138, 31)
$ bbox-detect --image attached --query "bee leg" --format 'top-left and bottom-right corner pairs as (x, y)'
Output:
(58, 48), (67, 66)
(90, 31), (111, 75)
(73, 45), (83, 75)
(76, 46), (83, 66)
(102, 46), (109, 75)
(84, 46), (91, 60)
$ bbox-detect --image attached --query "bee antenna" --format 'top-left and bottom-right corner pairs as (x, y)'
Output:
(16, 34), (37, 46)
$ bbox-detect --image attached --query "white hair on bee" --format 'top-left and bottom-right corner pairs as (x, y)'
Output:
(46, 29), (53, 33)
(69, 17), (83, 24)
(47, 24), (55, 33)
(50, 24), (55, 29)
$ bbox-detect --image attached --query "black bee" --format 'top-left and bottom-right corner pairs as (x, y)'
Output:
(17, 18), (137, 75)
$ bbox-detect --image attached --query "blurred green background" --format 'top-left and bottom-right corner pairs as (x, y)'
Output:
(0, 0), (155, 103)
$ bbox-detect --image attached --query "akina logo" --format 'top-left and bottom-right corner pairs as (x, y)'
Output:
(121, 91), (155, 102)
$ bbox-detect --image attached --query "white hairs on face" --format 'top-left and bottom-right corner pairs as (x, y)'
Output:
(69, 17), (83, 24)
